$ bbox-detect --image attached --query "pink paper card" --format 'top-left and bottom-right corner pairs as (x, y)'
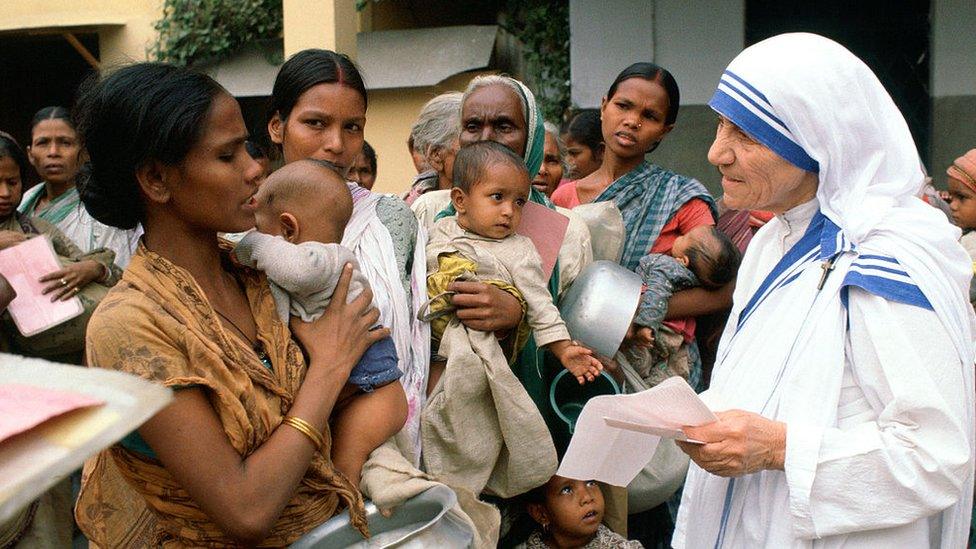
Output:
(0, 384), (103, 444)
(0, 236), (83, 337)
(516, 201), (570, 279)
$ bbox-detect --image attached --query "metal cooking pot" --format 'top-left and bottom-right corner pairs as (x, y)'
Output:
(290, 485), (473, 548)
(570, 202), (625, 262)
(558, 260), (642, 359)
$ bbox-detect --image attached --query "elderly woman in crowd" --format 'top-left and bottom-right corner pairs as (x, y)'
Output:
(672, 33), (974, 548)
(19, 106), (140, 267)
(412, 75), (592, 524)
(532, 121), (567, 197)
(403, 91), (463, 205)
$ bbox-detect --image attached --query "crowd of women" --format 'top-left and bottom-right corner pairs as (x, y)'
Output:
(1, 31), (975, 549)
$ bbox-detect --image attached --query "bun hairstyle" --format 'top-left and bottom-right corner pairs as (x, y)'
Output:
(0, 132), (29, 183)
(268, 49), (367, 126)
(607, 62), (681, 126)
(74, 63), (225, 230)
(30, 106), (76, 137)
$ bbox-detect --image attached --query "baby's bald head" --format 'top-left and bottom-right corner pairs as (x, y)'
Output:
(253, 159), (353, 244)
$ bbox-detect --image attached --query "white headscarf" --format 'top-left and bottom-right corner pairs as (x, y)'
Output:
(711, 32), (975, 365)
(687, 33), (976, 548)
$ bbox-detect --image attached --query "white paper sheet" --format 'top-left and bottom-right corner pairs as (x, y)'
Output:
(557, 376), (717, 487)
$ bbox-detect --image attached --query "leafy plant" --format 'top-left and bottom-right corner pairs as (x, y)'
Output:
(502, 0), (571, 122)
(152, 0), (283, 66)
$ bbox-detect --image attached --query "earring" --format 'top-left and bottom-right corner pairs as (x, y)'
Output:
(542, 521), (550, 535)
(637, 122), (642, 128)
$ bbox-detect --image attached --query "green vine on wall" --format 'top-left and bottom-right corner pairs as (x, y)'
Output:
(152, 0), (283, 66)
(502, 0), (571, 122)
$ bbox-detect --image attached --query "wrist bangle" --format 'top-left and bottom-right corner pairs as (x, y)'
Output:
(281, 415), (324, 451)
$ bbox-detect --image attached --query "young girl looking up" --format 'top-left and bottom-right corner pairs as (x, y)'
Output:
(523, 475), (643, 548)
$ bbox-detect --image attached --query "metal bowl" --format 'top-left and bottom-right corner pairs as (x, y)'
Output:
(558, 260), (642, 359)
(290, 485), (473, 548)
(570, 202), (625, 262)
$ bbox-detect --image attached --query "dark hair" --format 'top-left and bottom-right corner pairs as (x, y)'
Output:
(685, 227), (741, 289)
(564, 109), (602, 152)
(30, 106), (76, 138)
(452, 140), (528, 193)
(74, 62), (225, 230)
(607, 62), (680, 125)
(0, 132), (29, 182)
(245, 140), (268, 160)
(268, 49), (367, 125)
(361, 140), (377, 173)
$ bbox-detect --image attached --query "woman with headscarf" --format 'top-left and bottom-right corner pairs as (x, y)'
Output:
(412, 76), (592, 518)
(412, 74), (591, 395)
(670, 33), (975, 548)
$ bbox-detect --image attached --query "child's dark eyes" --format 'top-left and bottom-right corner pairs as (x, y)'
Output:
(516, 198), (527, 207)
(490, 192), (503, 200)
(560, 485), (573, 495)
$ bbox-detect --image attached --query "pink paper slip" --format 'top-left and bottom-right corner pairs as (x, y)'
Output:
(0, 236), (82, 337)
(516, 201), (570, 279)
(0, 384), (103, 444)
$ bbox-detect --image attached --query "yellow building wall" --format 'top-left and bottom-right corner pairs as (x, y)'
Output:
(0, 0), (161, 65)
(2, 1), (485, 197)
(282, 0), (359, 59)
(366, 71), (488, 196)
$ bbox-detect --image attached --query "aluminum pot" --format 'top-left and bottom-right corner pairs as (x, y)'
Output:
(558, 260), (642, 359)
(290, 485), (473, 548)
(570, 202), (625, 262)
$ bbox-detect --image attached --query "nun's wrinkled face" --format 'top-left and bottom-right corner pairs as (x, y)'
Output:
(708, 116), (818, 213)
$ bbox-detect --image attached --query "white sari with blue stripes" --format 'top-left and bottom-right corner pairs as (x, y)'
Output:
(674, 199), (972, 548)
(673, 33), (975, 549)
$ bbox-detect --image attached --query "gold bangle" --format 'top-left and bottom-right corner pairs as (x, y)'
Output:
(281, 415), (324, 451)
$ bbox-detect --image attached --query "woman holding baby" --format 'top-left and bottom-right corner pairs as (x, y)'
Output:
(74, 62), (386, 546)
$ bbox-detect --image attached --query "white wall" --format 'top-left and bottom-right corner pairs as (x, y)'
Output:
(570, 0), (744, 108)
(931, 0), (976, 97)
(655, 0), (744, 105)
(569, 0), (654, 108)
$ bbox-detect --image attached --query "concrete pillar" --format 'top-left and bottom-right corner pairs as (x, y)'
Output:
(569, 0), (654, 108)
(283, 0), (359, 59)
(929, 0), (976, 178)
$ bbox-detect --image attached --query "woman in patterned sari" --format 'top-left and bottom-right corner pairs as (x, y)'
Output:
(74, 63), (385, 547)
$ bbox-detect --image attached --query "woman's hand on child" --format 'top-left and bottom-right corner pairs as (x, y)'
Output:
(290, 264), (389, 375)
(448, 281), (523, 334)
(39, 260), (106, 301)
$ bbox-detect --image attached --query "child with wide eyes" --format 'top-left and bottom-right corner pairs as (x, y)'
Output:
(945, 149), (976, 308)
(522, 475), (643, 548)
(425, 140), (602, 385)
